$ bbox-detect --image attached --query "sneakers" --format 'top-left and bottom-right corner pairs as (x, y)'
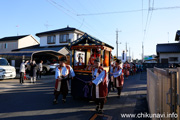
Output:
(96, 106), (103, 114)
(62, 99), (66, 103)
(96, 105), (99, 112)
(98, 109), (104, 114)
(53, 99), (58, 104)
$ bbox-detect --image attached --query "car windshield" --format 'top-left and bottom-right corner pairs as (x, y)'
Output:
(0, 59), (9, 65)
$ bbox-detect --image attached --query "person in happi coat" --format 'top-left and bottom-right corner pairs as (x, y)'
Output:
(111, 59), (124, 98)
(132, 63), (136, 75)
(109, 59), (115, 91)
(139, 62), (143, 73)
(89, 58), (108, 114)
(129, 62), (133, 76)
(53, 56), (75, 104)
(136, 63), (139, 73)
(123, 61), (130, 79)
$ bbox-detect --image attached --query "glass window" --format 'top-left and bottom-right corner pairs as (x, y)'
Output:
(0, 59), (9, 65)
(4, 43), (8, 49)
(47, 35), (56, 44)
(169, 57), (178, 62)
(59, 34), (70, 43)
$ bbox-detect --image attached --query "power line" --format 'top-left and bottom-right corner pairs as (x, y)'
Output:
(143, 0), (154, 41)
(47, 0), (76, 20)
(77, 0), (117, 45)
(78, 19), (84, 29)
(46, 0), (114, 46)
(153, 6), (180, 10)
(142, 0), (144, 38)
(47, 0), (90, 30)
(116, 29), (121, 57)
(77, 6), (180, 16)
(145, 0), (154, 38)
(60, 0), (78, 14)
(148, 0), (154, 27)
(143, 4), (150, 41)
(77, 9), (146, 16)
(49, 0), (76, 15)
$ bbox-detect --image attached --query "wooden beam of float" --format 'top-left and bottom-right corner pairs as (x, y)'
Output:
(71, 45), (112, 52)
(71, 45), (102, 50)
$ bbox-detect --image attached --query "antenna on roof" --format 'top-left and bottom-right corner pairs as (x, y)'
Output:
(16, 25), (19, 36)
(44, 21), (52, 30)
(168, 32), (169, 43)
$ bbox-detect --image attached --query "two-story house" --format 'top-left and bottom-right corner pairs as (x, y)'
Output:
(0, 26), (85, 70)
(36, 26), (84, 47)
(0, 35), (39, 52)
(156, 30), (180, 64)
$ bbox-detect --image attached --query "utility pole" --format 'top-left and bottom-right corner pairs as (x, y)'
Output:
(129, 47), (130, 62)
(142, 42), (144, 62)
(125, 42), (128, 61)
(168, 32), (169, 43)
(132, 52), (134, 62)
(116, 29), (121, 58)
(16, 25), (19, 36)
(126, 42), (127, 58)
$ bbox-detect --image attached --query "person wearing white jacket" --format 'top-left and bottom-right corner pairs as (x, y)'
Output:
(19, 60), (29, 84)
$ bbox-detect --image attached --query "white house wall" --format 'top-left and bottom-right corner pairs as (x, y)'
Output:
(159, 53), (180, 63)
(39, 36), (47, 47)
(69, 33), (75, 42)
(39, 33), (78, 47)
(18, 36), (39, 49)
(0, 41), (18, 52)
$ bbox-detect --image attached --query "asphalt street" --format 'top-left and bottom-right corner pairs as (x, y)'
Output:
(0, 72), (149, 120)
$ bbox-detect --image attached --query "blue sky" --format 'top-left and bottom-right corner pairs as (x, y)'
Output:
(0, 0), (180, 59)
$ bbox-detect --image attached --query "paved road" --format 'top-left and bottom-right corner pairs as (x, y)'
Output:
(0, 72), (148, 120)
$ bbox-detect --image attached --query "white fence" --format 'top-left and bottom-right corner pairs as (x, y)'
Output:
(147, 67), (180, 120)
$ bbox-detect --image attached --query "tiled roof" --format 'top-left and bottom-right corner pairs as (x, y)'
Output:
(70, 33), (114, 49)
(12, 45), (69, 52)
(156, 43), (180, 53)
(0, 35), (29, 41)
(36, 26), (84, 36)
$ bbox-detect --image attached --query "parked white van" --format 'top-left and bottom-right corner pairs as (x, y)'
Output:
(0, 58), (16, 79)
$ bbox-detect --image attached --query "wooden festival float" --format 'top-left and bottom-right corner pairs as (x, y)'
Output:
(69, 33), (114, 99)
